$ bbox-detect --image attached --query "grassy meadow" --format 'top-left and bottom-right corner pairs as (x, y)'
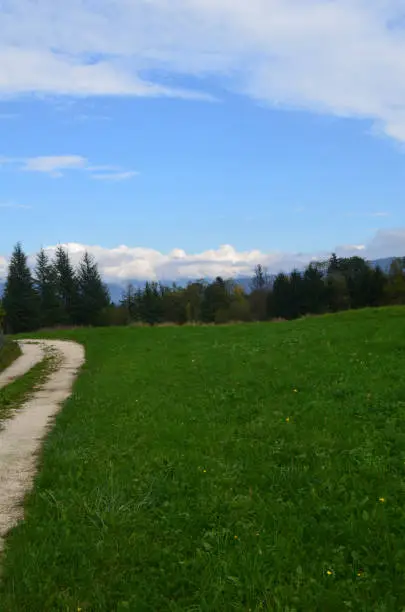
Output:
(0, 339), (21, 373)
(1, 308), (405, 610)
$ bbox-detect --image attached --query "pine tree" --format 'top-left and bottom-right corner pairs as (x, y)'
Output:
(269, 273), (291, 319)
(120, 283), (137, 322)
(385, 258), (405, 305)
(183, 281), (205, 323)
(250, 264), (269, 291)
(289, 269), (304, 319)
(77, 252), (110, 326)
(3, 243), (39, 333)
(302, 263), (328, 314)
(34, 248), (61, 328)
(0, 303), (5, 335)
(200, 277), (231, 323)
(54, 246), (80, 325)
(140, 282), (163, 325)
(368, 266), (387, 307)
(327, 253), (341, 274)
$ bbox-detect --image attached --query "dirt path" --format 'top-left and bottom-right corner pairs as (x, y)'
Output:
(0, 339), (85, 554)
(0, 341), (45, 389)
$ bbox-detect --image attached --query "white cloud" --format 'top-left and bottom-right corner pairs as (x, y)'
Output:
(0, 228), (398, 284)
(0, 201), (31, 209)
(2, 1), (405, 138)
(23, 155), (87, 174)
(1, 155), (137, 179)
(0, 256), (7, 279)
(91, 171), (139, 181)
(346, 211), (390, 218)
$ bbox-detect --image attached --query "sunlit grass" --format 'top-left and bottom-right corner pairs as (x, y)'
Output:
(1, 307), (405, 610)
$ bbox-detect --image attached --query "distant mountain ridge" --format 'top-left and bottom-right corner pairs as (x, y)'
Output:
(0, 256), (402, 304)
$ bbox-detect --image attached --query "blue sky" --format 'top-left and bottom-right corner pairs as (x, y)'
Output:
(1, 0), (405, 281)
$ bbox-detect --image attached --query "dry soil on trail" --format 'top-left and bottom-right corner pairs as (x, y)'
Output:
(0, 341), (44, 389)
(0, 339), (85, 553)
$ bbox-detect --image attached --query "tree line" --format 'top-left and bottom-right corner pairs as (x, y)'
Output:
(119, 255), (405, 325)
(1, 243), (405, 333)
(1, 243), (110, 333)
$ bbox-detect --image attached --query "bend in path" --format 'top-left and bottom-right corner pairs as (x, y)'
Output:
(0, 339), (85, 554)
(0, 340), (45, 389)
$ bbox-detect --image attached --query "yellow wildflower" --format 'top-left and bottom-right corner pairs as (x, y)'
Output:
(234, 535), (238, 540)
(379, 497), (386, 503)
(326, 569), (333, 576)
(286, 417), (290, 423)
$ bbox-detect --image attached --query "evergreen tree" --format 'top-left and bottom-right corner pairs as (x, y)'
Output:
(34, 248), (61, 328)
(121, 283), (138, 322)
(161, 284), (187, 324)
(54, 246), (80, 325)
(289, 269), (304, 319)
(326, 271), (350, 312)
(200, 277), (231, 323)
(269, 273), (291, 319)
(339, 256), (372, 309)
(327, 253), (341, 274)
(183, 281), (205, 323)
(302, 263), (328, 314)
(250, 264), (269, 291)
(3, 243), (39, 333)
(385, 258), (405, 305)
(368, 266), (387, 307)
(77, 251), (110, 326)
(0, 303), (5, 335)
(140, 282), (163, 325)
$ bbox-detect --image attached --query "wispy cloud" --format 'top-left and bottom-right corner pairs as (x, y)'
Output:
(91, 171), (139, 182)
(2, 1), (405, 140)
(346, 211), (390, 218)
(23, 155), (87, 176)
(1, 155), (138, 180)
(0, 202), (31, 210)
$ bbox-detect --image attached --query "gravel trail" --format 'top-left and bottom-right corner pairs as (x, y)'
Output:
(0, 339), (85, 553)
(0, 341), (45, 389)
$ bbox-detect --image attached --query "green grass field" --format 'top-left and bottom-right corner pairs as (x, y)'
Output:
(0, 339), (21, 373)
(1, 308), (405, 611)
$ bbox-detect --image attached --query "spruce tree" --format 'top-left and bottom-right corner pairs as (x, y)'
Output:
(34, 248), (61, 328)
(54, 246), (80, 325)
(120, 283), (137, 322)
(302, 264), (328, 314)
(3, 243), (39, 333)
(140, 282), (163, 325)
(200, 277), (231, 323)
(77, 251), (110, 325)
(270, 273), (291, 319)
(250, 264), (269, 291)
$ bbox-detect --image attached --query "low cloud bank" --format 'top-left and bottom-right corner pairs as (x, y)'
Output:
(1, 229), (404, 283)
